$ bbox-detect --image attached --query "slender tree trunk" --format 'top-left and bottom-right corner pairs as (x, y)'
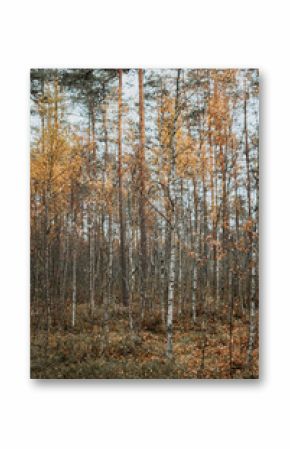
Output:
(191, 176), (199, 324)
(44, 188), (51, 335)
(41, 77), (45, 153)
(89, 203), (95, 314)
(138, 69), (147, 319)
(247, 256), (256, 367)
(244, 81), (256, 367)
(244, 83), (252, 305)
(72, 241), (77, 328)
(166, 221), (176, 358)
(102, 99), (110, 350)
(166, 69), (180, 359)
(118, 69), (129, 306)
(220, 142), (228, 305)
(108, 213), (113, 307)
(61, 213), (69, 329)
(233, 150), (242, 310)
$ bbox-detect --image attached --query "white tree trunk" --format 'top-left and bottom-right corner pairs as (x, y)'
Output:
(72, 245), (77, 328)
(108, 214), (113, 306)
(166, 68), (180, 359)
(178, 238), (182, 318)
(247, 262), (256, 365)
(191, 263), (197, 324)
(89, 203), (95, 314)
(166, 225), (175, 358)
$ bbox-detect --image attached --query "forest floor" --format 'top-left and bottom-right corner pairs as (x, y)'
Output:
(31, 304), (258, 379)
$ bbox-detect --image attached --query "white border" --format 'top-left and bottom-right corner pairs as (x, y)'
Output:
(0, 1), (289, 448)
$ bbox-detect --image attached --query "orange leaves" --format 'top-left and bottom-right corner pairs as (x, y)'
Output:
(243, 218), (254, 232)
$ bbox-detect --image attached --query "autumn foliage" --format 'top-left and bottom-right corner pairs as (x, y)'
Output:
(30, 69), (259, 379)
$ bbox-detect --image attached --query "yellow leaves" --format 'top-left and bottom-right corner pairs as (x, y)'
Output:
(209, 239), (220, 248)
(243, 218), (254, 233)
(30, 153), (47, 185)
(69, 152), (83, 177)
(208, 75), (233, 146)
(176, 136), (199, 177)
(122, 153), (132, 166)
(158, 97), (175, 149)
(104, 178), (114, 195)
(31, 124), (87, 227)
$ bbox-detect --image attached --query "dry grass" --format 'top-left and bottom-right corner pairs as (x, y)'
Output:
(31, 303), (258, 379)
